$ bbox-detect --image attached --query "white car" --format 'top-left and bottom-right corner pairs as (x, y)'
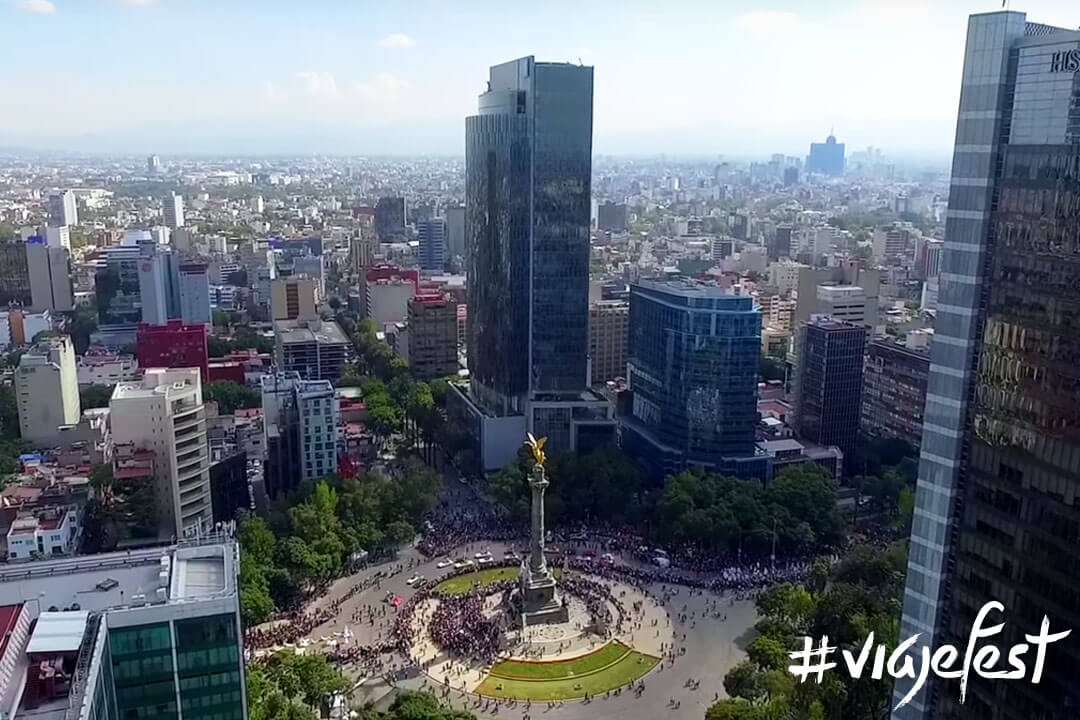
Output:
(436, 559), (451, 569)
(474, 551), (491, 559)
(454, 559), (475, 570)
(406, 574), (423, 586)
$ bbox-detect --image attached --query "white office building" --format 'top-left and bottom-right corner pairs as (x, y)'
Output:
(163, 192), (185, 229)
(15, 335), (81, 447)
(110, 368), (213, 537)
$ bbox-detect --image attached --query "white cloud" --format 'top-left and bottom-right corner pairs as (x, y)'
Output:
(850, 0), (929, 25)
(16, 0), (56, 14)
(295, 71), (342, 101)
(353, 72), (408, 103)
(261, 81), (286, 104)
(379, 33), (415, 50)
(737, 10), (797, 33)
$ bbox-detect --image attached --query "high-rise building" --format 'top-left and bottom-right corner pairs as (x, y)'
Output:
(404, 294), (458, 380)
(364, 265), (418, 325)
(209, 450), (249, 523)
(374, 196), (406, 241)
(15, 335), (80, 446)
(449, 56), (615, 471)
(0, 540), (246, 720)
(139, 247), (181, 325)
(147, 153), (161, 173)
(815, 285), (866, 324)
(860, 334), (930, 451)
(0, 242), (32, 307)
(274, 318), (348, 383)
(597, 202), (628, 233)
(620, 280), (762, 480)
(916, 238), (944, 280)
(270, 276), (319, 321)
(26, 237), (74, 312)
(416, 218), (447, 272)
(893, 11), (1080, 720)
(444, 205), (466, 264)
(177, 262), (212, 324)
(110, 367), (213, 536)
(44, 225), (70, 249)
(770, 225), (793, 260)
(95, 245), (144, 330)
(806, 133), (845, 176)
(261, 372), (338, 498)
(792, 316), (865, 467)
(136, 320), (209, 380)
(163, 192), (185, 229)
(48, 190), (77, 227)
(588, 299), (628, 385)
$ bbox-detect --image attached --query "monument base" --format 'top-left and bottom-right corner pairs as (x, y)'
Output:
(519, 565), (569, 627)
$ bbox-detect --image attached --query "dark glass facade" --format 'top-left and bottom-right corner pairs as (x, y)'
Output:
(0, 242), (31, 306)
(210, 451), (248, 522)
(374, 197), (406, 241)
(174, 614), (244, 720)
(465, 57), (593, 409)
(96, 251), (143, 327)
(465, 111), (530, 406)
(622, 281), (760, 479)
(109, 622), (178, 720)
(794, 319), (866, 463)
(860, 338), (930, 450)
(895, 11), (1080, 720)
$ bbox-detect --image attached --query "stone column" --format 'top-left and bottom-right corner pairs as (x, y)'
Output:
(529, 463), (548, 576)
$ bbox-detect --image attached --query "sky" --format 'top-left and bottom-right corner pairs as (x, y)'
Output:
(1, 0), (1078, 159)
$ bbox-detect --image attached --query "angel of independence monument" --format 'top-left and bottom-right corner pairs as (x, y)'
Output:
(518, 434), (569, 626)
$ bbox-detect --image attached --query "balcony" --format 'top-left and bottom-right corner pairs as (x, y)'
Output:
(177, 462), (206, 483)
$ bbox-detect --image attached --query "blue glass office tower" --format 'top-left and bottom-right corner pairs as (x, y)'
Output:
(894, 11), (1080, 720)
(453, 56), (614, 470)
(416, 218), (447, 272)
(619, 280), (762, 480)
(806, 134), (845, 176)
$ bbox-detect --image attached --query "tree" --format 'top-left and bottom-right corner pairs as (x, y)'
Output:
(760, 355), (786, 382)
(80, 384), (114, 410)
(385, 692), (476, 720)
(205, 380), (261, 414)
(724, 661), (766, 701)
(67, 306), (98, 355)
(0, 385), (20, 441)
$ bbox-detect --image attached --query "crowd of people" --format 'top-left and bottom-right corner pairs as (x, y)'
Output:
(428, 594), (504, 662)
(244, 606), (334, 650)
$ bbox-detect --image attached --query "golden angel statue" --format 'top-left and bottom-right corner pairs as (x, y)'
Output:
(524, 432), (547, 469)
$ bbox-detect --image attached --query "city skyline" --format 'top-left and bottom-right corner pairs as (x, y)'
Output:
(3, 0), (1078, 159)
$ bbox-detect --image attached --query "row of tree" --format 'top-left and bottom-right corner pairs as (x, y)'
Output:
(489, 453), (845, 559)
(238, 460), (442, 625)
(707, 543), (908, 720)
(652, 464), (845, 555)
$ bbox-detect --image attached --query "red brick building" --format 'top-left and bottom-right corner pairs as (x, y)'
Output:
(135, 320), (209, 380)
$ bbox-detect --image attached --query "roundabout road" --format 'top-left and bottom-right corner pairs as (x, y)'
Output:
(292, 539), (758, 720)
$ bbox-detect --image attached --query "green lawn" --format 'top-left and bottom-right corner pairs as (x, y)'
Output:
(489, 640), (630, 680)
(434, 567), (564, 595)
(475, 643), (658, 700)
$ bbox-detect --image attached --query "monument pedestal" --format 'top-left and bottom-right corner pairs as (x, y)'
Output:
(520, 563), (568, 626)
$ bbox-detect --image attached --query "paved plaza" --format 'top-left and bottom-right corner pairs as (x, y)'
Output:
(288, 539), (758, 720)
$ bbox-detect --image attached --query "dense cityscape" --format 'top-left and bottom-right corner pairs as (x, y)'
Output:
(0, 4), (1077, 720)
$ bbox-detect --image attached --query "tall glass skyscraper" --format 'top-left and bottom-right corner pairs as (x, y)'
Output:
(620, 280), (762, 480)
(453, 56), (614, 470)
(894, 11), (1080, 720)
